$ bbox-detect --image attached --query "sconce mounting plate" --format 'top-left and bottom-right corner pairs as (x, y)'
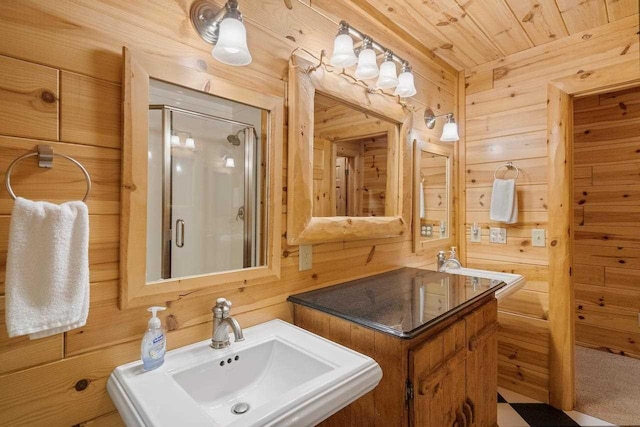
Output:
(424, 108), (437, 129)
(190, 0), (226, 45)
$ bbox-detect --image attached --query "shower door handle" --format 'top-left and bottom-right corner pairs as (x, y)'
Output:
(176, 219), (185, 248)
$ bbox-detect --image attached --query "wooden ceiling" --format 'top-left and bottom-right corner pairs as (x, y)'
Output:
(345, 0), (639, 70)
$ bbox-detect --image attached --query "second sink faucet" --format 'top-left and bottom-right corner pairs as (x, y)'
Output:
(211, 298), (244, 349)
(437, 246), (462, 272)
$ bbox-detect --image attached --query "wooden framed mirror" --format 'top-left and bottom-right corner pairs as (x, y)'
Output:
(413, 137), (454, 253)
(120, 47), (283, 308)
(287, 55), (412, 245)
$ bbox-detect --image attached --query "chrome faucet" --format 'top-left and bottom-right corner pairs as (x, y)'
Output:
(211, 298), (244, 349)
(437, 246), (462, 272)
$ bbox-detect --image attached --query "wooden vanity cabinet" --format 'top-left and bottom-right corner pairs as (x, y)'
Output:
(410, 298), (498, 427)
(293, 296), (498, 427)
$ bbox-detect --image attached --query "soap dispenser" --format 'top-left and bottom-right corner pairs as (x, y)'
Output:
(141, 306), (167, 371)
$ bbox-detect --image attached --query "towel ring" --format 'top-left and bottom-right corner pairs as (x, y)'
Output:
(5, 145), (92, 202)
(494, 161), (520, 180)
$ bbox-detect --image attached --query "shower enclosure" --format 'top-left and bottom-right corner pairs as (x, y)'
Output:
(146, 104), (262, 282)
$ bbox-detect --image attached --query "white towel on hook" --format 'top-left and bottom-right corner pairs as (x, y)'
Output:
(490, 178), (518, 224)
(419, 181), (425, 219)
(5, 197), (90, 339)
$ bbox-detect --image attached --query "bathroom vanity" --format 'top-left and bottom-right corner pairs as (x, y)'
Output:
(288, 267), (505, 427)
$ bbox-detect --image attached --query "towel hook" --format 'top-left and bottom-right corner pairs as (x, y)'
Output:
(493, 161), (520, 180)
(5, 145), (92, 202)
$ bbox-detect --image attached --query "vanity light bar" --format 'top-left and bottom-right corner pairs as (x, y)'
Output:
(341, 21), (410, 68)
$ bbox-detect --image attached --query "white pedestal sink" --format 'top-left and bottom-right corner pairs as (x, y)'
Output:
(444, 267), (526, 300)
(107, 319), (382, 427)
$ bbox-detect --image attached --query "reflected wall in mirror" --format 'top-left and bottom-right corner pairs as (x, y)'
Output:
(287, 55), (412, 245)
(418, 152), (448, 240)
(313, 93), (396, 217)
(413, 138), (454, 252)
(121, 48), (282, 308)
(147, 80), (266, 282)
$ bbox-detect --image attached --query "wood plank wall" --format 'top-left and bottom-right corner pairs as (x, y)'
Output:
(573, 86), (640, 359)
(0, 1), (457, 425)
(462, 14), (639, 402)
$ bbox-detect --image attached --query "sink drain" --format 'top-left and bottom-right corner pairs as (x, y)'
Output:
(231, 402), (250, 415)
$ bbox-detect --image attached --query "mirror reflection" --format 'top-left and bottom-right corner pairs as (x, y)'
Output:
(313, 92), (396, 217)
(147, 79), (267, 282)
(418, 151), (449, 240)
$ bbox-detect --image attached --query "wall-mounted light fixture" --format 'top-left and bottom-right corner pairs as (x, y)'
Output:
(190, 0), (252, 66)
(223, 155), (236, 168)
(424, 108), (460, 142)
(329, 21), (417, 98)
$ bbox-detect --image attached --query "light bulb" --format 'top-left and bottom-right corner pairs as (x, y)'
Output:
(440, 117), (460, 142)
(330, 34), (357, 67)
(170, 133), (180, 146)
(184, 136), (195, 149)
(224, 156), (235, 168)
(354, 47), (379, 80)
(213, 17), (252, 66)
(394, 66), (417, 98)
(376, 56), (398, 89)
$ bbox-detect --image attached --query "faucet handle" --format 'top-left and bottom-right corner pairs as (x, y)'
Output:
(216, 297), (231, 308)
(213, 298), (232, 318)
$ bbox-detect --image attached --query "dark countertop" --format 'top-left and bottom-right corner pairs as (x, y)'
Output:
(288, 267), (506, 339)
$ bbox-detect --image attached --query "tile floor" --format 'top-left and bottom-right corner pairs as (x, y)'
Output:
(498, 387), (615, 427)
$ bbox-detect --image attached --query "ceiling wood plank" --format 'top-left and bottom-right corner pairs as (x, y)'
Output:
(556, 0), (609, 34)
(402, 0), (503, 64)
(356, 0), (478, 70)
(606, 0), (640, 21)
(505, 0), (569, 46)
(456, 0), (534, 55)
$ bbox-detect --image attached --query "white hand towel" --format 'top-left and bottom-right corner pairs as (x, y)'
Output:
(490, 178), (518, 224)
(419, 181), (425, 219)
(5, 197), (90, 339)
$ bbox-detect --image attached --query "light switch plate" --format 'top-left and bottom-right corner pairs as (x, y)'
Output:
(470, 223), (481, 243)
(532, 229), (546, 247)
(489, 227), (507, 244)
(299, 245), (312, 271)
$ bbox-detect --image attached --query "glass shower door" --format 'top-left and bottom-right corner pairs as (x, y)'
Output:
(147, 105), (259, 282)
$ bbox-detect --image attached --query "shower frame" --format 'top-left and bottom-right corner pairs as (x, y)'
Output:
(149, 104), (259, 279)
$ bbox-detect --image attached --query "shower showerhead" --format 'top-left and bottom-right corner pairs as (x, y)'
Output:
(227, 130), (243, 146)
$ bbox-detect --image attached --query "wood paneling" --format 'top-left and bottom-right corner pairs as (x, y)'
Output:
(461, 13), (639, 404)
(0, 1), (455, 425)
(0, 55), (58, 140)
(60, 72), (121, 149)
(339, 0), (632, 71)
(573, 86), (640, 359)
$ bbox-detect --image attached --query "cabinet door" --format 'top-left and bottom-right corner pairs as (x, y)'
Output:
(410, 318), (467, 427)
(465, 299), (499, 427)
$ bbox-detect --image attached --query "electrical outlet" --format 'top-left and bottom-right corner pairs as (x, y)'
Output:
(299, 244), (312, 271)
(470, 223), (481, 243)
(532, 229), (546, 247)
(489, 227), (507, 244)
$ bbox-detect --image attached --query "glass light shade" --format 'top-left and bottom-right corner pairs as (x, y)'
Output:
(330, 34), (357, 67)
(354, 48), (379, 80)
(170, 134), (180, 146)
(224, 156), (235, 168)
(440, 122), (460, 142)
(394, 71), (417, 97)
(376, 60), (398, 89)
(184, 136), (196, 149)
(212, 18), (252, 66)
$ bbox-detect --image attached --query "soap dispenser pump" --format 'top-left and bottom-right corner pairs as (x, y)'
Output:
(141, 306), (167, 371)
